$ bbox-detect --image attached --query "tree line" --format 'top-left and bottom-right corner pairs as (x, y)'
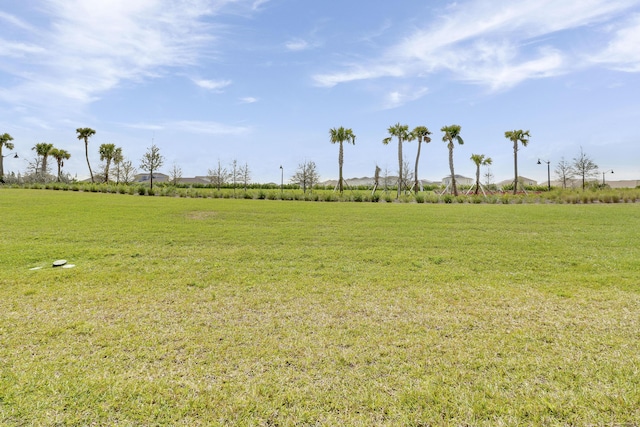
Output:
(0, 124), (604, 192)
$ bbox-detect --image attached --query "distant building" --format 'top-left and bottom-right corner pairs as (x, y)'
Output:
(497, 176), (538, 188)
(442, 175), (473, 186)
(134, 173), (170, 183)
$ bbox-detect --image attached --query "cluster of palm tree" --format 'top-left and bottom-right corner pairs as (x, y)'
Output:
(331, 124), (531, 198)
(31, 142), (71, 182)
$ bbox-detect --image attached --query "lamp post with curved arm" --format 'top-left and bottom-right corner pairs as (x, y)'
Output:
(602, 169), (613, 186)
(537, 158), (550, 191)
(0, 152), (19, 183)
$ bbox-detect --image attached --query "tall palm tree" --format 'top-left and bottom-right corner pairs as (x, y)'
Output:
(76, 127), (96, 183)
(32, 142), (54, 180)
(411, 126), (432, 192)
(441, 125), (464, 196)
(329, 126), (356, 193)
(383, 123), (410, 198)
(49, 148), (71, 182)
(505, 129), (530, 195)
(470, 154), (492, 195)
(99, 143), (117, 183)
(0, 133), (15, 181)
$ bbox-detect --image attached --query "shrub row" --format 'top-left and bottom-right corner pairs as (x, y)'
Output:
(4, 183), (640, 204)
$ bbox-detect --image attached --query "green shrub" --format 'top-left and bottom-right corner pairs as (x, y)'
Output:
(415, 194), (425, 203)
(138, 186), (147, 196)
(443, 194), (453, 204)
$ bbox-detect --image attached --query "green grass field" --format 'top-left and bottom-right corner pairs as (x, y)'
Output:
(1, 189), (639, 426)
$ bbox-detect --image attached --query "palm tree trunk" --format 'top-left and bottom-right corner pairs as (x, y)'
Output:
(397, 138), (403, 199)
(42, 156), (48, 181)
(85, 141), (94, 183)
(414, 138), (422, 193)
(449, 143), (458, 196)
(0, 146), (4, 180)
(475, 166), (480, 195)
(57, 161), (62, 182)
(105, 160), (111, 183)
(513, 142), (518, 195)
(338, 142), (344, 193)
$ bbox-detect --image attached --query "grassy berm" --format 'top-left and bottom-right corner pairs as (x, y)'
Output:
(1, 189), (639, 426)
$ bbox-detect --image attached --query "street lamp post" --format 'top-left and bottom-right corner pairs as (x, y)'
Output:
(602, 169), (614, 186)
(537, 158), (550, 191)
(279, 165), (283, 194)
(0, 152), (19, 183)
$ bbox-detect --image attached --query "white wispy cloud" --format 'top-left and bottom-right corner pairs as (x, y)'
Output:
(313, 0), (640, 91)
(589, 13), (640, 71)
(285, 38), (312, 51)
(0, 0), (259, 108)
(383, 87), (429, 110)
(239, 97), (258, 104)
(192, 78), (232, 91)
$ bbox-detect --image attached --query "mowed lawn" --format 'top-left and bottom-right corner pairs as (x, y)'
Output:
(1, 189), (639, 426)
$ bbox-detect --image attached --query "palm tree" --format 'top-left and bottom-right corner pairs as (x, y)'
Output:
(470, 154), (492, 195)
(411, 126), (432, 192)
(383, 123), (410, 198)
(505, 129), (531, 194)
(32, 142), (54, 180)
(76, 127), (96, 182)
(329, 126), (356, 193)
(99, 143), (117, 183)
(112, 147), (123, 184)
(0, 133), (15, 181)
(441, 125), (464, 196)
(49, 148), (71, 182)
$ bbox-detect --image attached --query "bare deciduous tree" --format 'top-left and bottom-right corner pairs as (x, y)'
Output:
(572, 147), (598, 190)
(169, 162), (183, 186)
(554, 157), (574, 189)
(208, 160), (230, 191)
(139, 144), (164, 190)
(291, 160), (319, 193)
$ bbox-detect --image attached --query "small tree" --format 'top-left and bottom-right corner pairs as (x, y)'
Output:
(99, 143), (117, 183)
(32, 142), (54, 181)
(239, 162), (251, 191)
(572, 147), (598, 190)
(111, 147), (124, 184)
(139, 144), (164, 190)
(49, 148), (71, 182)
(291, 160), (319, 193)
(230, 159), (241, 194)
(120, 159), (137, 184)
(470, 154), (492, 195)
(169, 162), (183, 185)
(555, 157), (573, 189)
(208, 160), (230, 191)
(483, 166), (494, 188)
(505, 129), (531, 195)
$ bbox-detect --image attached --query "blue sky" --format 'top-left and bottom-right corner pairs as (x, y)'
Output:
(1, 0), (639, 184)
